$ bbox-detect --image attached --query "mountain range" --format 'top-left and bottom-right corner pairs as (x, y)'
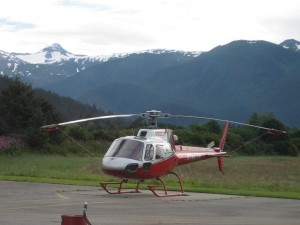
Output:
(0, 43), (200, 87)
(1, 39), (300, 127)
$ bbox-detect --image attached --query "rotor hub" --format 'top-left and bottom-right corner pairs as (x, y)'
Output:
(140, 110), (170, 128)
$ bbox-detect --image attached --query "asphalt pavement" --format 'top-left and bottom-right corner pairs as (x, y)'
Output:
(0, 181), (299, 225)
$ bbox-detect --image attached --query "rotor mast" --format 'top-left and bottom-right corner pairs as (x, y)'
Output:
(141, 110), (170, 129)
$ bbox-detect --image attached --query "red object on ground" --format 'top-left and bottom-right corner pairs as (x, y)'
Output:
(61, 215), (88, 225)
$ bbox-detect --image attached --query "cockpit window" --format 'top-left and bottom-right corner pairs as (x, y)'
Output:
(107, 139), (144, 161)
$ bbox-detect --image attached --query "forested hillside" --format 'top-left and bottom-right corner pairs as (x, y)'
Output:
(2, 40), (299, 127)
(0, 77), (299, 156)
(44, 50), (198, 98)
(0, 76), (108, 122)
(145, 40), (300, 125)
(0, 77), (112, 150)
(42, 40), (300, 127)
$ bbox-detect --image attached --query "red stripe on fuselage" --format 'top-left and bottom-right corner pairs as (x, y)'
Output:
(102, 155), (178, 180)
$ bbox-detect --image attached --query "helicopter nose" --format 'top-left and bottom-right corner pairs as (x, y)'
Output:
(101, 157), (141, 178)
(101, 157), (141, 174)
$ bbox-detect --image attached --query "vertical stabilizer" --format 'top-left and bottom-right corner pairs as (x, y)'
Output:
(218, 156), (224, 174)
(219, 121), (229, 150)
(217, 121), (229, 174)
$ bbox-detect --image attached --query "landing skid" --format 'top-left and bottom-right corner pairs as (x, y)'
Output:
(100, 179), (141, 194)
(148, 172), (188, 197)
(100, 172), (188, 197)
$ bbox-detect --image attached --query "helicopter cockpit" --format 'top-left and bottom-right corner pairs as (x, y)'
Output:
(104, 137), (174, 162)
(106, 138), (144, 161)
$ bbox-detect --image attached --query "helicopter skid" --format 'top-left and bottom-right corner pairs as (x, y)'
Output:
(148, 185), (188, 197)
(148, 172), (188, 197)
(100, 180), (141, 195)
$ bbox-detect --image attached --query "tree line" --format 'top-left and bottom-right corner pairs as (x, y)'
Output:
(0, 77), (299, 156)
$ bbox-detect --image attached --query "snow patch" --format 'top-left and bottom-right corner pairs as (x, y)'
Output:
(16, 51), (87, 64)
(14, 44), (87, 64)
(12, 63), (18, 72)
(88, 49), (202, 62)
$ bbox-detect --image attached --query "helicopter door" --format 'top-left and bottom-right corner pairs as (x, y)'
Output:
(143, 144), (154, 170)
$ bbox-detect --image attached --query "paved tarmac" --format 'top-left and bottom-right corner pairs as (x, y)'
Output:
(0, 181), (299, 225)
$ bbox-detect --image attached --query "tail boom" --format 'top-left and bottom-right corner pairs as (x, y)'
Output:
(174, 146), (227, 166)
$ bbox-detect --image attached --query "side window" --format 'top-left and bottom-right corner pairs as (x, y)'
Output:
(165, 144), (174, 157)
(155, 145), (166, 159)
(155, 144), (174, 159)
(144, 144), (154, 161)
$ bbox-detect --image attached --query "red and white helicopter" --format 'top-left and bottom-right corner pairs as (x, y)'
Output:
(42, 110), (286, 197)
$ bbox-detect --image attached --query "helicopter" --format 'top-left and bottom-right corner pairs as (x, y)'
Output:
(42, 110), (286, 197)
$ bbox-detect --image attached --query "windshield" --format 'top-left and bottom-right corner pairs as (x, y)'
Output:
(107, 139), (144, 161)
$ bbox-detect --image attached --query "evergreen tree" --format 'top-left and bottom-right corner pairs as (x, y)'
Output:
(0, 78), (60, 148)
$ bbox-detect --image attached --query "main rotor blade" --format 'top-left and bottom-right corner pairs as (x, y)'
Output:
(170, 114), (287, 134)
(41, 114), (139, 129)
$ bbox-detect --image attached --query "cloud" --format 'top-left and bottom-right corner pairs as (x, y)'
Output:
(80, 23), (155, 45)
(0, 18), (36, 32)
(260, 14), (300, 42)
(0, 0), (299, 55)
(58, 0), (111, 11)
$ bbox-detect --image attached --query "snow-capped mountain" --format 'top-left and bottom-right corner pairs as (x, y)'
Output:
(13, 43), (86, 64)
(0, 43), (202, 87)
(0, 43), (123, 86)
(1, 39), (300, 127)
(280, 39), (300, 52)
(1, 39), (297, 88)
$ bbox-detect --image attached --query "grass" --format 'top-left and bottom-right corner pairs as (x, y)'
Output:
(173, 156), (300, 199)
(0, 154), (299, 199)
(0, 154), (102, 185)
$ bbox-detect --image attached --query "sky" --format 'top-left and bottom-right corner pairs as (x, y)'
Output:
(0, 0), (299, 56)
